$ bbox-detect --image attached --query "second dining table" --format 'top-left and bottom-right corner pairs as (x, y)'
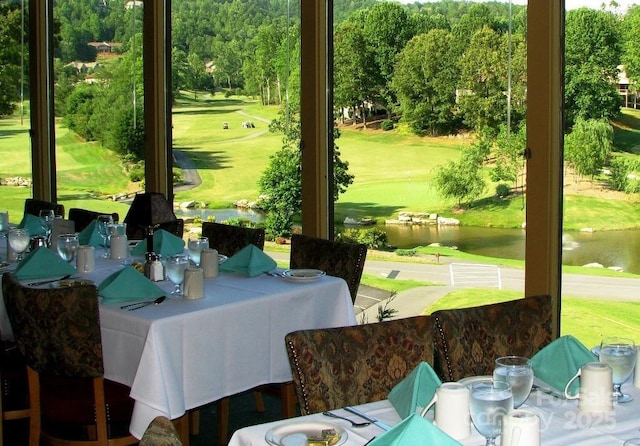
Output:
(0, 245), (357, 439)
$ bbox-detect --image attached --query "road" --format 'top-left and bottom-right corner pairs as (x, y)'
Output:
(265, 249), (640, 319)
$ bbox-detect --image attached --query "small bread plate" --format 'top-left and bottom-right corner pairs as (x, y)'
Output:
(265, 421), (347, 446)
(218, 254), (228, 264)
(281, 269), (326, 282)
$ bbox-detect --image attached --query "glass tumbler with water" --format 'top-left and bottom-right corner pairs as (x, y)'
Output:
(493, 356), (534, 408)
(166, 255), (189, 297)
(187, 237), (209, 266)
(469, 379), (513, 446)
(57, 233), (79, 263)
(599, 337), (637, 403)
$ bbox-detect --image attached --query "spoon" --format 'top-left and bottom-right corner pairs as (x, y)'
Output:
(322, 411), (371, 428)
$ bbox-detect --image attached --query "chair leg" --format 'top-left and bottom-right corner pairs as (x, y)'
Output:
(188, 409), (200, 435)
(253, 390), (265, 413)
(26, 369), (39, 446)
(281, 382), (297, 418)
(173, 414), (190, 446)
(217, 398), (230, 446)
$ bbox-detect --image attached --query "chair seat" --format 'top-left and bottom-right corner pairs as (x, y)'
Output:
(40, 376), (133, 425)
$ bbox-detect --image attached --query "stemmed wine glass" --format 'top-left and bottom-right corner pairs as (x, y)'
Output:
(8, 228), (30, 262)
(166, 255), (189, 297)
(39, 209), (55, 244)
(187, 237), (209, 266)
(469, 379), (513, 446)
(599, 337), (637, 403)
(96, 215), (114, 258)
(493, 356), (534, 408)
(57, 233), (79, 263)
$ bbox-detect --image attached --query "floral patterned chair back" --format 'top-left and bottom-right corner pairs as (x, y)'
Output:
(289, 234), (367, 303)
(201, 222), (265, 256)
(140, 416), (182, 446)
(2, 273), (137, 446)
(432, 295), (553, 382)
(285, 315), (434, 416)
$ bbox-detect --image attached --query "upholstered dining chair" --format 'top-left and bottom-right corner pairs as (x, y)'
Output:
(285, 316), (434, 416)
(201, 222), (265, 256)
(0, 337), (31, 446)
(139, 416), (182, 446)
(431, 295), (553, 382)
(289, 234), (367, 303)
(126, 218), (185, 241)
(68, 208), (120, 233)
(23, 198), (65, 219)
(2, 272), (138, 446)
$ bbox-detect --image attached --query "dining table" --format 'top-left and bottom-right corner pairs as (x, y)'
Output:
(0, 243), (357, 439)
(228, 379), (640, 445)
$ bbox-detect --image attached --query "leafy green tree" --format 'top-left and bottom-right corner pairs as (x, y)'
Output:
(622, 6), (640, 88)
(490, 123), (527, 188)
(333, 14), (380, 127)
(564, 8), (622, 128)
(564, 118), (613, 180)
(433, 147), (486, 207)
(392, 29), (459, 135)
(0, 4), (23, 117)
(183, 53), (214, 100)
(363, 2), (415, 117)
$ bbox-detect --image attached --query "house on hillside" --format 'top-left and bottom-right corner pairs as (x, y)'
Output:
(617, 65), (637, 109)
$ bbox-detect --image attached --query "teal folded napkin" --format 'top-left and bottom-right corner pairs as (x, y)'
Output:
(14, 246), (77, 280)
(531, 335), (597, 394)
(388, 362), (442, 419)
(98, 266), (165, 303)
(218, 244), (276, 277)
(131, 229), (185, 257)
(17, 214), (45, 237)
(369, 414), (461, 446)
(78, 220), (103, 247)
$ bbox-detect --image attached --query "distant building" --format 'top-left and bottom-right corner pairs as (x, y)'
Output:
(87, 41), (122, 54)
(617, 65), (637, 109)
(125, 0), (143, 10)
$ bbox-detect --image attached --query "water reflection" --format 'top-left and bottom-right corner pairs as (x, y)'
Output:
(175, 208), (640, 275)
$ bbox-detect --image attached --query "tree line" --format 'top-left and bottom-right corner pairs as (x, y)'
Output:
(2, 1), (640, 231)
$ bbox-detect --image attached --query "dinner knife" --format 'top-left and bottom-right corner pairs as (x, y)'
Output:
(344, 406), (392, 431)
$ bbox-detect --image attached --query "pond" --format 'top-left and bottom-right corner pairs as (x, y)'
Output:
(176, 208), (640, 275)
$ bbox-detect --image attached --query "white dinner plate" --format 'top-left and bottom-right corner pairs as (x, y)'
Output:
(218, 254), (228, 264)
(265, 421), (347, 446)
(281, 269), (326, 281)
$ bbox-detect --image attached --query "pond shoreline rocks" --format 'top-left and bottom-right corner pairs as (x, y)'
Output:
(385, 212), (460, 226)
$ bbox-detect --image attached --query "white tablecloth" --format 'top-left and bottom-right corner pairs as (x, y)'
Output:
(229, 382), (640, 445)
(0, 248), (356, 439)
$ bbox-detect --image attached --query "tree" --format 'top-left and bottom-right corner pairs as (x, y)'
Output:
(333, 15), (380, 127)
(392, 29), (459, 135)
(183, 53), (214, 100)
(0, 4), (23, 116)
(433, 147), (486, 207)
(259, 108), (354, 237)
(490, 123), (527, 189)
(363, 2), (415, 117)
(564, 118), (613, 180)
(564, 8), (622, 128)
(622, 6), (640, 89)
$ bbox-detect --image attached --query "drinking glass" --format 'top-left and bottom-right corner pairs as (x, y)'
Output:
(493, 356), (534, 408)
(8, 228), (30, 262)
(96, 215), (114, 258)
(469, 379), (513, 446)
(57, 233), (79, 263)
(187, 237), (209, 266)
(0, 211), (9, 237)
(39, 209), (55, 243)
(599, 337), (637, 403)
(166, 255), (189, 297)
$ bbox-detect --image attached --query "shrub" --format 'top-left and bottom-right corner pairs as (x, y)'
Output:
(381, 120), (394, 131)
(395, 248), (417, 257)
(337, 228), (361, 244)
(357, 227), (387, 249)
(495, 183), (511, 198)
(129, 166), (144, 182)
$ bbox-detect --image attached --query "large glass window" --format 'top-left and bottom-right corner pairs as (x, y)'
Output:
(0, 0), (31, 222)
